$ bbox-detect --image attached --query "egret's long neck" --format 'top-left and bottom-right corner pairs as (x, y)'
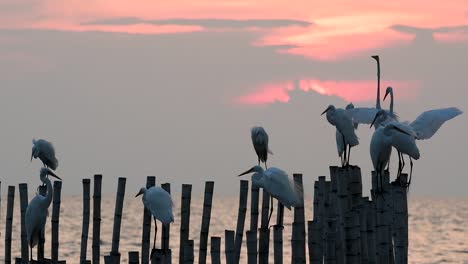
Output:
(389, 90), (394, 114)
(41, 176), (54, 208)
(376, 60), (381, 109)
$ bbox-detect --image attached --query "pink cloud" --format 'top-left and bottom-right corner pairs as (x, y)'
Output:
(236, 79), (420, 105)
(434, 32), (468, 43)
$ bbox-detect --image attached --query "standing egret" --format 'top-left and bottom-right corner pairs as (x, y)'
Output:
(136, 186), (174, 254)
(25, 167), (62, 262)
(370, 119), (417, 192)
(251, 127), (273, 169)
(31, 139), (58, 171)
(336, 103), (358, 166)
(322, 105), (359, 166)
(238, 165), (302, 227)
(371, 55), (382, 110)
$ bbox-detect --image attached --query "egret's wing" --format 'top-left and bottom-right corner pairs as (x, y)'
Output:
(251, 127), (269, 162)
(264, 168), (302, 208)
(345, 107), (379, 124)
(410, 107), (462, 140)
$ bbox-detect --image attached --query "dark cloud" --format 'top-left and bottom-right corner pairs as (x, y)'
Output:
(391, 24), (468, 42)
(82, 17), (312, 29)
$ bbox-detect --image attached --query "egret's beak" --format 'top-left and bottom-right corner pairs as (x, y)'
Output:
(370, 114), (378, 129)
(383, 90), (389, 101)
(135, 190), (144, 197)
(238, 167), (255, 177)
(321, 106), (330, 116)
(371, 55), (379, 61)
(48, 170), (62, 181)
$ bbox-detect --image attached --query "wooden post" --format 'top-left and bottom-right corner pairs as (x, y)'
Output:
(372, 171), (390, 264)
(359, 197), (369, 264)
(92, 174), (103, 264)
(5, 186), (15, 264)
(331, 166), (347, 264)
(327, 172), (340, 264)
(51, 181), (63, 262)
(308, 220), (322, 264)
(314, 176), (326, 263)
(291, 173), (306, 264)
(234, 180), (249, 263)
(273, 201), (284, 264)
(179, 184), (192, 264)
(246, 231), (257, 264)
(161, 183), (172, 263)
(344, 210), (361, 264)
(366, 200), (377, 264)
(18, 183), (29, 264)
(37, 185), (47, 261)
(80, 179), (91, 264)
(106, 177), (126, 263)
(198, 181), (214, 264)
(210, 237), (221, 264)
(141, 176), (156, 264)
(183, 240), (194, 264)
(348, 166), (363, 209)
(258, 190), (270, 264)
(129, 252), (140, 264)
(224, 230), (235, 264)
(392, 174), (408, 264)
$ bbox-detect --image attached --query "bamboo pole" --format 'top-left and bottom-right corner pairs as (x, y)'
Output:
(392, 173), (408, 264)
(107, 177), (126, 263)
(198, 181), (214, 264)
(234, 180), (249, 263)
(246, 231), (257, 264)
(210, 237), (221, 264)
(348, 166), (363, 209)
(128, 252), (140, 264)
(258, 190), (270, 264)
(315, 176), (326, 263)
(80, 179), (91, 264)
(273, 201), (284, 264)
(161, 183), (172, 263)
(344, 210), (361, 264)
(248, 183), (260, 264)
(291, 173), (306, 264)
(224, 230), (235, 264)
(141, 176), (156, 264)
(367, 200), (377, 264)
(331, 166), (347, 264)
(308, 220), (322, 264)
(92, 174), (103, 264)
(37, 185), (47, 261)
(359, 197), (369, 264)
(18, 183), (29, 264)
(5, 186), (15, 264)
(372, 170), (390, 264)
(183, 240), (194, 264)
(51, 181), (63, 262)
(179, 184), (192, 264)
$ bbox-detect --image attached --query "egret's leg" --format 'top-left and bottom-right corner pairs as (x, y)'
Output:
(265, 162), (268, 170)
(153, 218), (158, 250)
(258, 158), (261, 167)
(267, 196), (274, 227)
(408, 158), (414, 188)
(347, 146), (352, 166)
(401, 153), (406, 175)
(30, 245), (33, 262)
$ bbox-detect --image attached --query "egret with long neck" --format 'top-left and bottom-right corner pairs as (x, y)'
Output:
(25, 167), (62, 262)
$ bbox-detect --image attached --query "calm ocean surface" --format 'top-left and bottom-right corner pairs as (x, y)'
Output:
(1, 196), (467, 263)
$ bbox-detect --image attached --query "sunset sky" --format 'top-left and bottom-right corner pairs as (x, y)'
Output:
(0, 0), (467, 196)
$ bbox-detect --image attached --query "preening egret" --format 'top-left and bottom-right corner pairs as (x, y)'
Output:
(370, 121), (417, 192)
(322, 105), (359, 166)
(136, 186), (174, 253)
(336, 103), (358, 166)
(25, 168), (62, 262)
(238, 165), (302, 227)
(31, 139), (58, 170)
(251, 126), (273, 169)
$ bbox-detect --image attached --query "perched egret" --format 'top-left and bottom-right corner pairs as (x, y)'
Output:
(26, 167), (62, 262)
(371, 55), (382, 110)
(336, 103), (358, 166)
(238, 165), (302, 227)
(251, 127), (273, 169)
(136, 186), (174, 253)
(31, 139), (58, 171)
(322, 105), (359, 166)
(370, 120), (417, 192)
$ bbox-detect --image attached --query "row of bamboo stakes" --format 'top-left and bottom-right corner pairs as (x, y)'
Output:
(1, 165), (408, 263)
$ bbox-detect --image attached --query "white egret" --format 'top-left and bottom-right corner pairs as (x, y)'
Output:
(336, 103), (358, 166)
(251, 126), (273, 169)
(136, 186), (174, 254)
(370, 120), (417, 192)
(26, 167), (62, 262)
(238, 165), (303, 227)
(322, 105), (359, 166)
(371, 55), (382, 110)
(31, 139), (58, 171)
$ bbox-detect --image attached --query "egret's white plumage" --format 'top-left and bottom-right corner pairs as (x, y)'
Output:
(406, 107), (463, 140)
(239, 165), (302, 225)
(336, 103), (358, 165)
(136, 186), (174, 251)
(251, 126), (273, 168)
(322, 105), (359, 166)
(31, 139), (58, 170)
(25, 168), (62, 261)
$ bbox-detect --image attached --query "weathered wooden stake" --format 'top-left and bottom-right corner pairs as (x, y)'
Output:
(141, 176), (156, 264)
(273, 201), (284, 264)
(199, 181), (214, 264)
(80, 179), (91, 264)
(107, 177), (126, 263)
(224, 230), (235, 264)
(92, 174), (103, 264)
(291, 173), (306, 264)
(366, 200), (377, 264)
(161, 183), (172, 263)
(52, 181), (63, 262)
(359, 197), (369, 264)
(210, 237), (221, 264)
(19, 183), (29, 264)
(183, 240), (194, 264)
(246, 231), (257, 264)
(308, 220), (321, 264)
(129, 252), (140, 264)
(331, 166), (347, 264)
(392, 173), (408, 264)
(179, 184), (192, 264)
(258, 190), (270, 264)
(326, 175), (338, 264)
(37, 185), (47, 261)
(372, 171), (390, 264)
(234, 180), (249, 263)
(248, 184), (260, 264)
(5, 186), (15, 264)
